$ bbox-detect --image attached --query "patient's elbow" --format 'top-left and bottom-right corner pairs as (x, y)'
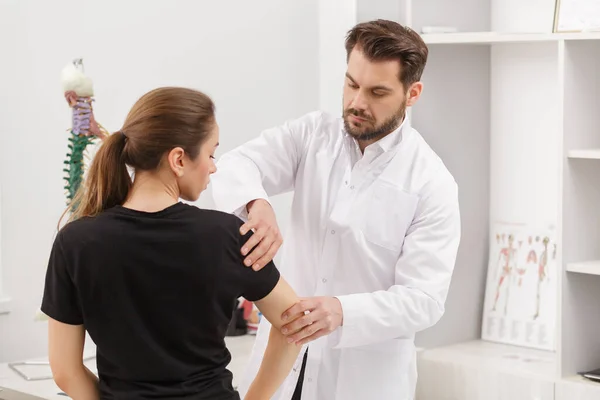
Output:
(253, 277), (301, 332)
(260, 309), (292, 331)
(50, 363), (80, 392)
(52, 370), (72, 392)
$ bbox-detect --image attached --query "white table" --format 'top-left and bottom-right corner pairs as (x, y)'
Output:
(0, 335), (255, 399)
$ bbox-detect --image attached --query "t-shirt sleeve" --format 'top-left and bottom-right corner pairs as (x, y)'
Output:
(225, 219), (281, 302)
(40, 233), (84, 325)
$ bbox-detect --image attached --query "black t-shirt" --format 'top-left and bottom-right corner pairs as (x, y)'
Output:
(41, 202), (280, 400)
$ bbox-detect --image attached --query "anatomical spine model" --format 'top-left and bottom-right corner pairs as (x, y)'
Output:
(60, 58), (109, 205)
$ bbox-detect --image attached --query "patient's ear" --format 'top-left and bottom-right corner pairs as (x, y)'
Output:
(167, 147), (186, 177)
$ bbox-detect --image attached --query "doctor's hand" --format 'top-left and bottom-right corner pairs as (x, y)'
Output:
(239, 199), (283, 271)
(280, 297), (343, 346)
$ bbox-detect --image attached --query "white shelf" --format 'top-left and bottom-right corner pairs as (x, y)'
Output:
(562, 375), (600, 387)
(556, 375), (600, 400)
(567, 149), (600, 159)
(422, 31), (600, 45)
(566, 260), (600, 275)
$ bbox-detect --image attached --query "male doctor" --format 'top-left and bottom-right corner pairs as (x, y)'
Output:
(212, 19), (461, 400)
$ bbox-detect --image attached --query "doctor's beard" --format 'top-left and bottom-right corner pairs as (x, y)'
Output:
(343, 99), (407, 143)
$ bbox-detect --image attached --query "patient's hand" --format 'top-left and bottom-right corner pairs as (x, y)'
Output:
(239, 199), (283, 271)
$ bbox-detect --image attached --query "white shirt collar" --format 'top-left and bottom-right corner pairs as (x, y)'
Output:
(373, 114), (409, 153)
(344, 113), (411, 158)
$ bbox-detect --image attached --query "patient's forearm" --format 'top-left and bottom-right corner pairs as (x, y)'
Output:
(244, 327), (301, 400)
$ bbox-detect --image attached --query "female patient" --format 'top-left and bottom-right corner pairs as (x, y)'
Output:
(41, 87), (301, 400)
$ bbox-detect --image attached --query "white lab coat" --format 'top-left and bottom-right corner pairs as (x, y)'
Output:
(211, 111), (461, 400)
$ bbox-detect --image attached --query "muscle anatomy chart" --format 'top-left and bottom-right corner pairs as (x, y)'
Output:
(482, 222), (558, 351)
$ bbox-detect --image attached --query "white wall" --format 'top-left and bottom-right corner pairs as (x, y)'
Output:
(491, 0), (556, 33)
(0, 0), (319, 362)
(318, 0), (357, 115)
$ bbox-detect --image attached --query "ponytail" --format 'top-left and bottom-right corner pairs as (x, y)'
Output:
(61, 131), (131, 226)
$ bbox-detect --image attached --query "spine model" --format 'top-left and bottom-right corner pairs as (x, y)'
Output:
(60, 59), (108, 205)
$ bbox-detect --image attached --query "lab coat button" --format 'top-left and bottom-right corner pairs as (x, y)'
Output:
(322, 278), (327, 283)
(350, 185), (355, 189)
(331, 230), (335, 234)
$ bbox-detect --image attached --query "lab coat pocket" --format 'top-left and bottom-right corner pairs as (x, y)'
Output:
(361, 182), (418, 252)
(336, 338), (415, 400)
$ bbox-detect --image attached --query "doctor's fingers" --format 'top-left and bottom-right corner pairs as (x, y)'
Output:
(281, 298), (317, 321)
(240, 213), (265, 236)
(294, 328), (327, 346)
(252, 233), (283, 271)
(240, 223), (264, 256)
(242, 228), (279, 269)
(285, 318), (328, 344)
(281, 306), (323, 335)
(239, 220), (257, 236)
(241, 223), (270, 257)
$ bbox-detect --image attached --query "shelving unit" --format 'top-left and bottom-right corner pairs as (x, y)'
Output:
(560, 36), (600, 400)
(567, 149), (600, 159)
(566, 260), (600, 275)
(422, 31), (600, 45)
(319, 0), (600, 399)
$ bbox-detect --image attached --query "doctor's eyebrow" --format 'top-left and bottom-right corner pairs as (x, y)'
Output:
(345, 72), (392, 92)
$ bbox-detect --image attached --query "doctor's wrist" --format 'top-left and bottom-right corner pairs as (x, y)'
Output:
(246, 198), (270, 213)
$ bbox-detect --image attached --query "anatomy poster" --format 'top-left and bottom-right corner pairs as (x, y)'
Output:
(481, 222), (558, 351)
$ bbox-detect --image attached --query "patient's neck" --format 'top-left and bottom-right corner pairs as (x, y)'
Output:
(122, 169), (180, 213)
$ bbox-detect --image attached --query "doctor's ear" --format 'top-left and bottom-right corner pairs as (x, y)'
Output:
(405, 82), (423, 107)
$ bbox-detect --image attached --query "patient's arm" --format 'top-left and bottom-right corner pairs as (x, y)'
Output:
(244, 277), (302, 400)
(48, 319), (99, 400)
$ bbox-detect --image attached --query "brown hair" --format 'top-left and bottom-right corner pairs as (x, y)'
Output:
(345, 19), (428, 88)
(64, 87), (215, 224)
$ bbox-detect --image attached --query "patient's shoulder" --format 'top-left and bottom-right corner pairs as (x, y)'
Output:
(190, 207), (243, 227)
(187, 207), (246, 241)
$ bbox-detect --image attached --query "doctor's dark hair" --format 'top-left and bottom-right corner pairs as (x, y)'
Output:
(64, 87), (215, 224)
(345, 19), (428, 88)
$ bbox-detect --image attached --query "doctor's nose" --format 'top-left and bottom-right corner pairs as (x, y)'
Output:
(350, 92), (368, 111)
